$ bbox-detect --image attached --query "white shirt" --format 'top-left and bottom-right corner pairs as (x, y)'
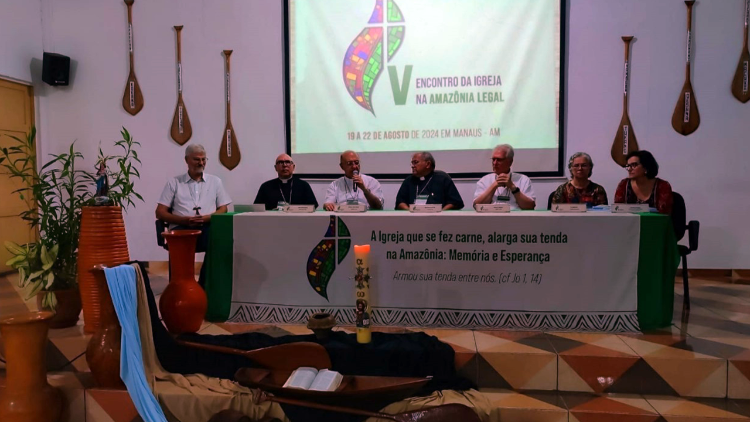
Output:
(324, 174), (384, 209)
(473, 172), (536, 210)
(158, 173), (232, 222)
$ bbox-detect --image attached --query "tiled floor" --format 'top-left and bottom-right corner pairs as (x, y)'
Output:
(4, 269), (750, 421)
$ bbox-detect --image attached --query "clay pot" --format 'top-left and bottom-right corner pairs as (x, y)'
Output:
(0, 311), (63, 422)
(159, 230), (207, 334)
(36, 288), (82, 329)
(77, 206), (130, 334)
(85, 265), (125, 389)
(307, 312), (337, 341)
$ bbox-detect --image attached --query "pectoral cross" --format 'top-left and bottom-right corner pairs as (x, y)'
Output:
(193, 206), (201, 216)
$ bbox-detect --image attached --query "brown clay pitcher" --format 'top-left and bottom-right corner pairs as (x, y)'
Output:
(85, 265), (125, 389)
(159, 230), (207, 333)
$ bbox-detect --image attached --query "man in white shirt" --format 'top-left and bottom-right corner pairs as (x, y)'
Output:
(323, 151), (384, 211)
(473, 144), (536, 210)
(155, 144), (232, 285)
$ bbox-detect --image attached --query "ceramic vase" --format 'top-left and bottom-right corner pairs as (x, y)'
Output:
(77, 206), (130, 333)
(159, 230), (207, 333)
(0, 311), (63, 422)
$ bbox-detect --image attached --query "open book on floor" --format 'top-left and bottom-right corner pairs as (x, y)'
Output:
(282, 367), (343, 392)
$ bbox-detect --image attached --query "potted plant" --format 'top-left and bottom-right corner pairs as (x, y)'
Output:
(1, 127), (88, 327)
(77, 128), (142, 333)
(1, 127), (142, 329)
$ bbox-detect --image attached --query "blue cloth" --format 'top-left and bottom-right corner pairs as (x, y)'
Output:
(104, 265), (168, 422)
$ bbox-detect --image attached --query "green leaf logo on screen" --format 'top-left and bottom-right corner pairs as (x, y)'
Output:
(306, 216), (351, 300)
(342, 0), (406, 115)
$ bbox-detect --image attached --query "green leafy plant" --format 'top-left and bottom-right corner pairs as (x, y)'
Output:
(1, 126), (142, 308)
(86, 127), (143, 209)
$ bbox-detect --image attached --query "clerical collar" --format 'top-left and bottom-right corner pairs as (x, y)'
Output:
(279, 177), (292, 184)
(416, 171), (434, 181)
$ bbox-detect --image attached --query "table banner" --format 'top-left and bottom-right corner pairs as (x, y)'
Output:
(227, 212), (641, 331)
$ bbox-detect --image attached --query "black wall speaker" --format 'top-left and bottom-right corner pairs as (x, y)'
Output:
(42, 52), (70, 86)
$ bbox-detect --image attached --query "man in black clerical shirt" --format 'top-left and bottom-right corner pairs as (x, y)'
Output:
(395, 152), (464, 210)
(254, 153), (319, 210)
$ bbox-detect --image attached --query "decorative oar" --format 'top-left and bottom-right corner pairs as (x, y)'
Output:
(176, 340), (332, 370)
(672, 1), (700, 135)
(258, 393), (482, 422)
(170, 25), (192, 144)
(611, 36), (639, 167)
(219, 50), (241, 170)
(122, 0), (143, 115)
(732, 0), (750, 103)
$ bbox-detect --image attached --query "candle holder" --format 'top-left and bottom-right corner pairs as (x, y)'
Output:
(307, 312), (337, 341)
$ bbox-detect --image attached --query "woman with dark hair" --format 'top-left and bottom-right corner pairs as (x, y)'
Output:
(551, 152), (608, 207)
(614, 150), (673, 214)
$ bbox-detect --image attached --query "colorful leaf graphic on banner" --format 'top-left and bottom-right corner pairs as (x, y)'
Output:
(307, 216), (351, 300)
(338, 217), (351, 237)
(343, 0), (405, 115)
(338, 240), (351, 265)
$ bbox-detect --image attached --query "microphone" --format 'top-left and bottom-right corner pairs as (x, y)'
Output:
(353, 170), (359, 192)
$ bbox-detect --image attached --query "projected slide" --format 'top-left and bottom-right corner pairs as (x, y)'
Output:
(288, 0), (563, 176)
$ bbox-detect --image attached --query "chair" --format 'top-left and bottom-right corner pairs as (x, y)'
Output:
(672, 192), (700, 309)
(155, 207), (172, 250)
(547, 191), (554, 210)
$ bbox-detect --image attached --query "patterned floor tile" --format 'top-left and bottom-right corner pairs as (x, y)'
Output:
(475, 331), (556, 390)
(480, 389), (568, 422)
(620, 335), (727, 398)
(563, 393), (663, 422)
(551, 333), (641, 394)
(86, 388), (140, 422)
(644, 396), (750, 421)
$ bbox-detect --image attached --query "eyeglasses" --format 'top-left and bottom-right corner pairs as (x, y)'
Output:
(410, 160), (422, 165)
(344, 160), (360, 166)
(571, 164), (591, 169)
(624, 162), (641, 170)
(491, 157), (508, 162)
(276, 160), (294, 166)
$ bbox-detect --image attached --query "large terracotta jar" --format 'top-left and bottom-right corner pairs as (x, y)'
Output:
(159, 230), (207, 333)
(85, 265), (125, 389)
(0, 311), (63, 422)
(77, 206), (130, 333)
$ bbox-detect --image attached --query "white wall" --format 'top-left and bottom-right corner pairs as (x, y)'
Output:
(11, 0), (750, 268)
(0, 0), (43, 83)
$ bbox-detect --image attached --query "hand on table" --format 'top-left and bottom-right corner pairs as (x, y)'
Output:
(323, 203), (337, 211)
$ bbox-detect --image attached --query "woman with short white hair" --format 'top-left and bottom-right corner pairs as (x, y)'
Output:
(550, 152), (608, 207)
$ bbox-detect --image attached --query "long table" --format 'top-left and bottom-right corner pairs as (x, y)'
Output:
(204, 211), (678, 331)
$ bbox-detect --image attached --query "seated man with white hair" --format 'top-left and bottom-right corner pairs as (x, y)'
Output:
(473, 144), (536, 210)
(155, 144), (231, 286)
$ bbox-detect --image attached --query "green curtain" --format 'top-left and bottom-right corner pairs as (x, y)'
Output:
(637, 213), (679, 330)
(204, 213), (235, 321)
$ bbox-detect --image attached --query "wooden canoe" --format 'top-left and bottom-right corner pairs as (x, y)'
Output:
(235, 368), (431, 408)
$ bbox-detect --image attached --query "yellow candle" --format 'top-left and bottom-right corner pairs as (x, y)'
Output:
(353, 244), (371, 344)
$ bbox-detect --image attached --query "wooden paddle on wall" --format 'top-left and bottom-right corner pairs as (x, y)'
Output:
(170, 26), (192, 144)
(672, 1), (700, 135)
(732, 0), (750, 103)
(611, 36), (639, 167)
(219, 50), (241, 170)
(122, 0), (144, 115)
